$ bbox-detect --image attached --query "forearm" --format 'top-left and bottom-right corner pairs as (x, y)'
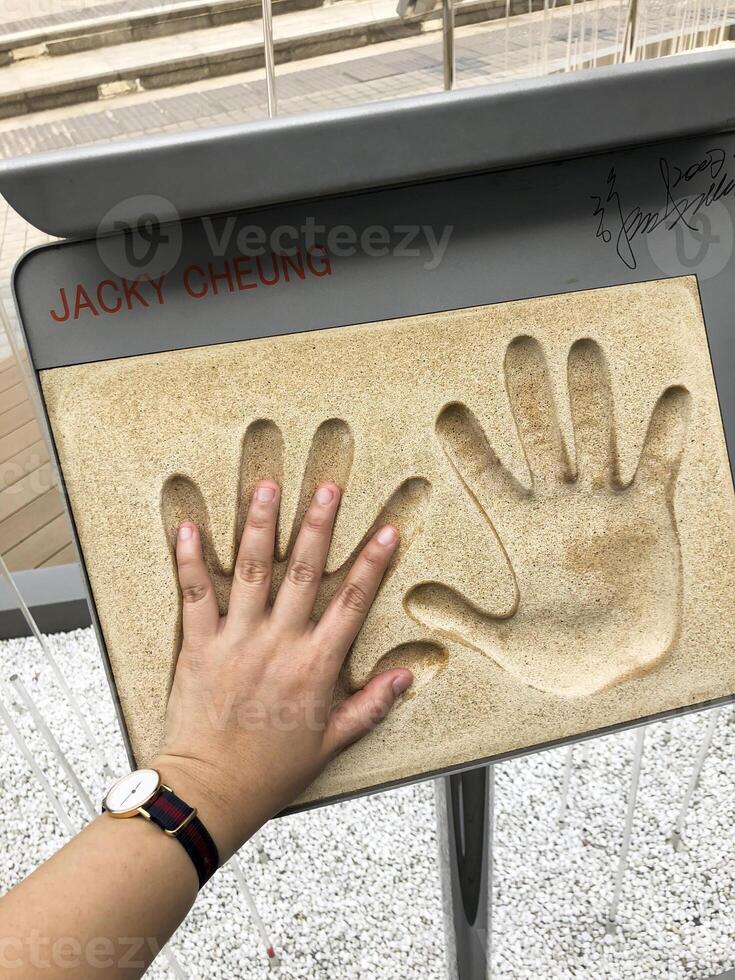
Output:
(0, 484), (410, 978)
(0, 752), (270, 980)
(0, 807), (197, 979)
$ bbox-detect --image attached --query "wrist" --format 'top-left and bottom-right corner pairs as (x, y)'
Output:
(150, 753), (264, 862)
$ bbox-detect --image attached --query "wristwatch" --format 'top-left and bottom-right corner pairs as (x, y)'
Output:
(102, 768), (219, 888)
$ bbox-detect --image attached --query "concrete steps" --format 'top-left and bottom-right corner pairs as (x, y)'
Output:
(0, 0), (558, 119)
(0, 0), (331, 64)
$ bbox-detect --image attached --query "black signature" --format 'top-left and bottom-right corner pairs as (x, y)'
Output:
(591, 147), (735, 269)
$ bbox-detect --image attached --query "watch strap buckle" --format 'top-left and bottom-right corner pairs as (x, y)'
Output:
(164, 807), (198, 837)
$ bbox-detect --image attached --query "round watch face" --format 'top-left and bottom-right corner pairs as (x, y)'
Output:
(104, 769), (161, 816)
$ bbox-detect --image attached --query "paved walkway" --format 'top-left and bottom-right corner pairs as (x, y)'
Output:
(1, 0), (417, 106)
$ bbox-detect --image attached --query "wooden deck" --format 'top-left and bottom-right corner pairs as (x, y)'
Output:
(0, 355), (73, 571)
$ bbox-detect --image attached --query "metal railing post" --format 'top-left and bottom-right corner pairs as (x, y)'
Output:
(262, 0), (278, 117)
(443, 0), (455, 90)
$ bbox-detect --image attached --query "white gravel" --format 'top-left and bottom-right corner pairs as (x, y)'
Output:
(0, 626), (733, 979)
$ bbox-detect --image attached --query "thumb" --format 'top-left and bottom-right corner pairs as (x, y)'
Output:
(324, 670), (413, 756)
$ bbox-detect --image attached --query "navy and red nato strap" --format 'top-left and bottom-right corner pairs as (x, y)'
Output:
(145, 788), (220, 889)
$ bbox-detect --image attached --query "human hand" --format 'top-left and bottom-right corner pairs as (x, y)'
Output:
(407, 336), (690, 697)
(153, 482), (413, 862)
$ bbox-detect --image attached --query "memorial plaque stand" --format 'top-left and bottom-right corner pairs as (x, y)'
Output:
(2, 49), (735, 969)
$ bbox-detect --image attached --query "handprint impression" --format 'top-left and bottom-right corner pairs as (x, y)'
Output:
(406, 336), (691, 699)
(161, 417), (437, 686)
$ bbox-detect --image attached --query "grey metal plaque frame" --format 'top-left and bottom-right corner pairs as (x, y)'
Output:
(0, 49), (733, 240)
(5, 54), (735, 811)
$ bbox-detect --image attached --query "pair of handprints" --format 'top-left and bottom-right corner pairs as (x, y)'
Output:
(161, 335), (690, 700)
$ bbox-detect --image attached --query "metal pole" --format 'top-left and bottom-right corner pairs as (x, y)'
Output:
(0, 554), (114, 778)
(623, 0), (639, 61)
(669, 707), (722, 852)
(442, 0), (455, 90)
(606, 727), (646, 932)
(261, 0), (278, 117)
(436, 765), (492, 979)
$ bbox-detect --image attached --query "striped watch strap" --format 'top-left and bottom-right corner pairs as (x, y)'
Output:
(144, 787), (220, 889)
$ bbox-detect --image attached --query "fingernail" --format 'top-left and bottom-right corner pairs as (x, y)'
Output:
(392, 673), (413, 696)
(255, 483), (277, 502)
(376, 525), (397, 546)
(315, 485), (334, 506)
(178, 523), (193, 541)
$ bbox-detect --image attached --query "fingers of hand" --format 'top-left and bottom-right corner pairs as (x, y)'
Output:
(176, 522), (219, 642)
(315, 524), (399, 660)
(567, 338), (616, 488)
(437, 401), (525, 505)
(272, 484), (341, 627)
(635, 386), (691, 489)
(226, 481), (280, 631)
(324, 668), (413, 755)
(505, 335), (571, 486)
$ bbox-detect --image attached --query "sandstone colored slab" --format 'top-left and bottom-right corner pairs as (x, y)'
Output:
(40, 277), (735, 805)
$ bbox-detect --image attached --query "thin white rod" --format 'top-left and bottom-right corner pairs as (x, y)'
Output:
(8, 673), (96, 817)
(706, 0), (718, 46)
(655, 0), (666, 58)
(251, 829), (269, 864)
(592, 0), (601, 66)
(614, 0), (626, 62)
(528, 0), (535, 76)
(623, 0), (639, 61)
(542, 0), (556, 74)
(579, 0), (587, 66)
(670, 707), (722, 850)
(162, 947), (189, 980)
(606, 727), (646, 929)
(717, 0), (732, 44)
(692, 0), (706, 51)
(228, 856), (279, 962)
(557, 747), (574, 823)
(565, 0), (576, 71)
(0, 554), (113, 777)
(636, 0), (647, 59)
(0, 693), (76, 835)
(675, 0), (690, 54)
(691, 0), (705, 49)
(261, 0), (278, 117)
